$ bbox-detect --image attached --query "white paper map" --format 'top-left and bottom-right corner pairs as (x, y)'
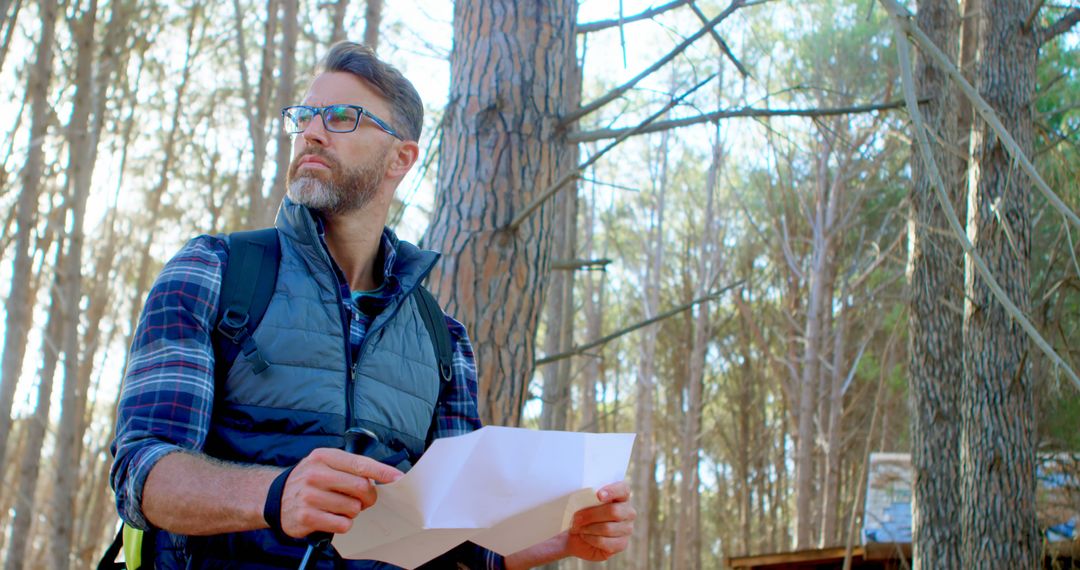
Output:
(332, 426), (636, 569)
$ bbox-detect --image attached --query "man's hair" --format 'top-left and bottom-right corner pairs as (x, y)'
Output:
(320, 41), (424, 142)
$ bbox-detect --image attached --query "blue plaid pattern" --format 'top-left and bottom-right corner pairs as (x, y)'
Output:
(110, 233), (500, 569)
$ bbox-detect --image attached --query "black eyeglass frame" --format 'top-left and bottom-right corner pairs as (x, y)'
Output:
(281, 104), (403, 140)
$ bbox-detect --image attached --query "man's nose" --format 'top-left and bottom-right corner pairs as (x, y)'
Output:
(300, 113), (330, 146)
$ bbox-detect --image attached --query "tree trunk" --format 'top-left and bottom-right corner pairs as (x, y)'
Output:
(423, 0), (578, 427)
(263, 0), (297, 227)
(50, 3), (101, 566)
(909, 0), (964, 566)
(362, 0), (381, 52)
(0, 0), (59, 485)
(820, 296), (847, 547)
(331, 0), (348, 44)
(237, 0), (278, 225)
(6, 252), (65, 570)
(578, 184), (603, 432)
(960, 1), (1038, 567)
(539, 186), (578, 431)
(630, 130), (668, 570)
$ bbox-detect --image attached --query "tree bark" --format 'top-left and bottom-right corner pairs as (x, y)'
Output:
(908, 0), (964, 567)
(961, 1), (1039, 567)
(237, 0), (278, 225)
(423, 0), (578, 427)
(0, 0), (60, 487)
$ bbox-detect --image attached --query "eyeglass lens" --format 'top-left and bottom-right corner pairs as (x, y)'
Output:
(284, 105), (361, 133)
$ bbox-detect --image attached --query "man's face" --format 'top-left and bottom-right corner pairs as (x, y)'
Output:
(286, 72), (398, 216)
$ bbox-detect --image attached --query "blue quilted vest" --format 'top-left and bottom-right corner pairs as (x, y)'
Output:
(154, 200), (444, 569)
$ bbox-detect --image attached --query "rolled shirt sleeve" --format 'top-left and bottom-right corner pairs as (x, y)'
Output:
(109, 236), (227, 530)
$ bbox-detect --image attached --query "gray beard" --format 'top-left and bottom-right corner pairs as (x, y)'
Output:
(286, 158), (383, 216)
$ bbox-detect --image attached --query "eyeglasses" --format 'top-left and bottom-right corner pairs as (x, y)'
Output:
(281, 104), (403, 140)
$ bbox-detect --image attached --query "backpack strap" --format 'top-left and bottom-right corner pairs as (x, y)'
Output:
(413, 285), (453, 383)
(215, 228), (280, 381)
(415, 285), (456, 449)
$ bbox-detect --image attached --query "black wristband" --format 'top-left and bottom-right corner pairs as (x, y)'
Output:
(263, 465), (296, 539)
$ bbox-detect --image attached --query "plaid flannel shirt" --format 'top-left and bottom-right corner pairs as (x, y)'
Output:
(110, 231), (503, 570)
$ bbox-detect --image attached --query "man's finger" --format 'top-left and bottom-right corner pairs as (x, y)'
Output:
(319, 448), (405, 483)
(573, 501), (636, 527)
(596, 481), (630, 503)
(572, 520), (634, 538)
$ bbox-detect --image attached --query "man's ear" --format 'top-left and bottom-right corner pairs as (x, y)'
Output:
(385, 140), (420, 180)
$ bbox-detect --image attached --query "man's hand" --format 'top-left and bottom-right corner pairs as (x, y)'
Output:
(504, 481), (636, 570)
(279, 448), (404, 539)
(564, 481), (635, 561)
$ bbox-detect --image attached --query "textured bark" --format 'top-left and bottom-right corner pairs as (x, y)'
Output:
(0, 0), (59, 486)
(423, 0), (578, 427)
(263, 0), (297, 226)
(362, 0), (381, 52)
(960, 1), (1039, 567)
(908, 0), (963, 567)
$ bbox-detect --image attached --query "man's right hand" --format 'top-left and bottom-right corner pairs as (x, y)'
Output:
(279, 448), (404, 539)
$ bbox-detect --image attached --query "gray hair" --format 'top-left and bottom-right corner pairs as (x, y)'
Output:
(319, 41), (423, 142)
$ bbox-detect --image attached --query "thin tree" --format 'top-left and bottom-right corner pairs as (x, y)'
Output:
(0, 0), (60, 485)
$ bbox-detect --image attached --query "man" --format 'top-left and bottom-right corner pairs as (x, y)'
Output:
(110, 42), (635, 569)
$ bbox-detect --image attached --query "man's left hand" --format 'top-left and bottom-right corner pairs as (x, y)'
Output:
(563, 481), (636, 561)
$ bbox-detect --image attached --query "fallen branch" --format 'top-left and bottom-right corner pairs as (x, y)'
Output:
(568, 100), (909, 143)
(884, 1), (1080, 391)
(881, 0), (1080, 233)
(534, 281), (742, 366)
(561, 0), (746, 127)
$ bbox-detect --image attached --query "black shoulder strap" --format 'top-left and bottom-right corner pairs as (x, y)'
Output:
(413, 285), (453, 382)
(215, 228), (281, 381)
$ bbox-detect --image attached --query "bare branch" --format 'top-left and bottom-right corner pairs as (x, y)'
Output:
(509, 72), (716, 230)
(568, 99), (909, 143)
(577, 0), (691, 33)
(1038, 8), (1080, 46)
(881, 0), (1080, 233)
(550, 258), (612, 271)
(562, 0), (746, 127)
(883, 0), (1080, 391)
(534, 281), (742, 366)
(689, 0), (751, 77)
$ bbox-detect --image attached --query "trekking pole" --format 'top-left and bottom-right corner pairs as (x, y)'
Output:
(297, 428), (378, 570)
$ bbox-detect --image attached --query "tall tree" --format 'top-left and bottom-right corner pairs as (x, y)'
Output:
(960, 0), (1039, 566)
(908, 0), (963, 566)
(423, 0), (578, 426)
(363, 0), (381, 52)
(263, 0), (298, 227)
(0, 0), (60, 484)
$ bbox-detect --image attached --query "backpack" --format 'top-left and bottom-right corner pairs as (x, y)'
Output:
(99, 228), (453, 569)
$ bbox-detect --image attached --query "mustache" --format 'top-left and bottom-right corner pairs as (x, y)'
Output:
(289, 149), (340, 177)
